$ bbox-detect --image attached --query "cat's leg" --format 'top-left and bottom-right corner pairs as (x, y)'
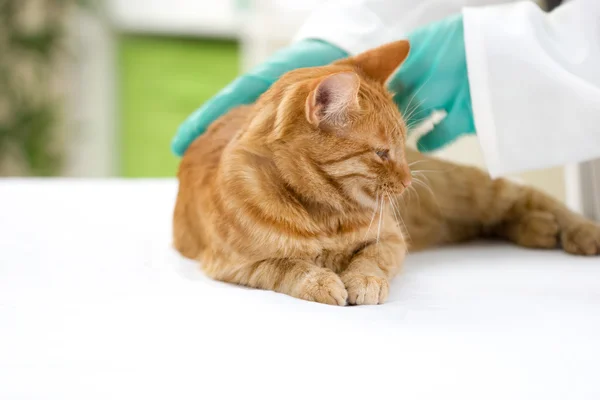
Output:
(403, 150), (600, 255)
(491, 183), (600, 255)
(340, 233), (406, 305)
(203, 257), (348, 306)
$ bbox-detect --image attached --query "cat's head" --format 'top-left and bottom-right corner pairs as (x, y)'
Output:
(250, 40), (412, 210)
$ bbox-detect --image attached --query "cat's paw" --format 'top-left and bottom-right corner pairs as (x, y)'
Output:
(561, 220), (600, 256)
(342, 272), (389, 305)
(295, 269), (348, 306)
(510, 210), (560, 249)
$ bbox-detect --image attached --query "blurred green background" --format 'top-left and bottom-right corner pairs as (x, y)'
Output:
(0, 0), (245, 178)
(118, 36), (239, 177)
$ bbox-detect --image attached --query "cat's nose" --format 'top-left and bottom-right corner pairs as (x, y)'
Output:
(401, 175), (412, 189)
(399, 164), (412, 189)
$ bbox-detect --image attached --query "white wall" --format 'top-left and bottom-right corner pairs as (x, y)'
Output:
(106, 0), (240, 38)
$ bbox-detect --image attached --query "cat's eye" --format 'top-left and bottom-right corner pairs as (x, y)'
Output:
(376, 149), (390, 160)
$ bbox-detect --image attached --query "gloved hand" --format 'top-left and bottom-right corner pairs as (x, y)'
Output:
(171, 39), (348, 156)
(389, 14), (475, 152)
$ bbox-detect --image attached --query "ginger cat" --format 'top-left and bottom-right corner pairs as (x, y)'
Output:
(173, 40), (600, 306)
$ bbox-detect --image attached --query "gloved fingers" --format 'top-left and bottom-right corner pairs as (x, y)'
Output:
(171, 75), (271, 157)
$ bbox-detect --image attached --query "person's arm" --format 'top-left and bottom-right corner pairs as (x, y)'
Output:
(463, 0), (600, 176)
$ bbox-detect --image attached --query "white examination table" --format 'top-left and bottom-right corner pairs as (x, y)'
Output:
(1, 179), (599, 399)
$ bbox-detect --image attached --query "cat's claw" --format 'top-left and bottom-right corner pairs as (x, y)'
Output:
(342, 273), (389, 305)
(295, 270), (348, 306)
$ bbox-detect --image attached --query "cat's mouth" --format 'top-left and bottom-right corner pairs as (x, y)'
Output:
(377, 179), (412, 198)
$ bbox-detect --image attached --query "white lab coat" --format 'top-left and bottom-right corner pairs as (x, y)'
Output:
(294, 0), (600, 177)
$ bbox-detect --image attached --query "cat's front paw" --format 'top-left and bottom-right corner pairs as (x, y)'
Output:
(561, 220), (600, 256)
(342, 272), (389, 305)
(294, 269), (348, 306)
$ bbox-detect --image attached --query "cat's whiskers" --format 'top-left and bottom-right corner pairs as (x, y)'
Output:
(401, 94), (422, 124)
(410, 164), (457, 174)
(405, 104), (447, 129)
(400, 184), (410, 204)
(386, 190), (411, 249)
(403, 183), (411, 205)
(406, 115), (435, 132)
(409, 159), (434, 168)
(411, 170), (434, 190)
(404, 184), (421, 211)
(411, 185), (422, 211)
(411, 176), (434, 198)
(363, 193), (380, 242)
(410, 170), (433, 196)
(410, 174), (442, 214)
(385, 191), (398, 226)
(411, 168), (447, 174)
(376, 195), (384, 248)
(402, 99), (426, 127)
(404, 102), (444, 131)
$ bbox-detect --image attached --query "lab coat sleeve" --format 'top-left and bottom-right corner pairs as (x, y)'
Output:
(293, 0), (519, 54)
(464, 0), (600, 176)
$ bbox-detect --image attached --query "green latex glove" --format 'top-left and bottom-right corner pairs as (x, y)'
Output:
(390, 14), (475, 152)
(171, 39), (348, 156)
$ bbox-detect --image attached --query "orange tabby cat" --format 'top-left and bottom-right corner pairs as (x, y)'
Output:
(173, 40), (600, 306)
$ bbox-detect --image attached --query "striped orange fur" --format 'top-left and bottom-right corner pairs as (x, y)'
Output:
(173, 40), (600, 306)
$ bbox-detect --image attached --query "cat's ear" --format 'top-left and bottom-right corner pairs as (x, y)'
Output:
(305, 71), (360, 127)
(336, 40), (410, 84)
